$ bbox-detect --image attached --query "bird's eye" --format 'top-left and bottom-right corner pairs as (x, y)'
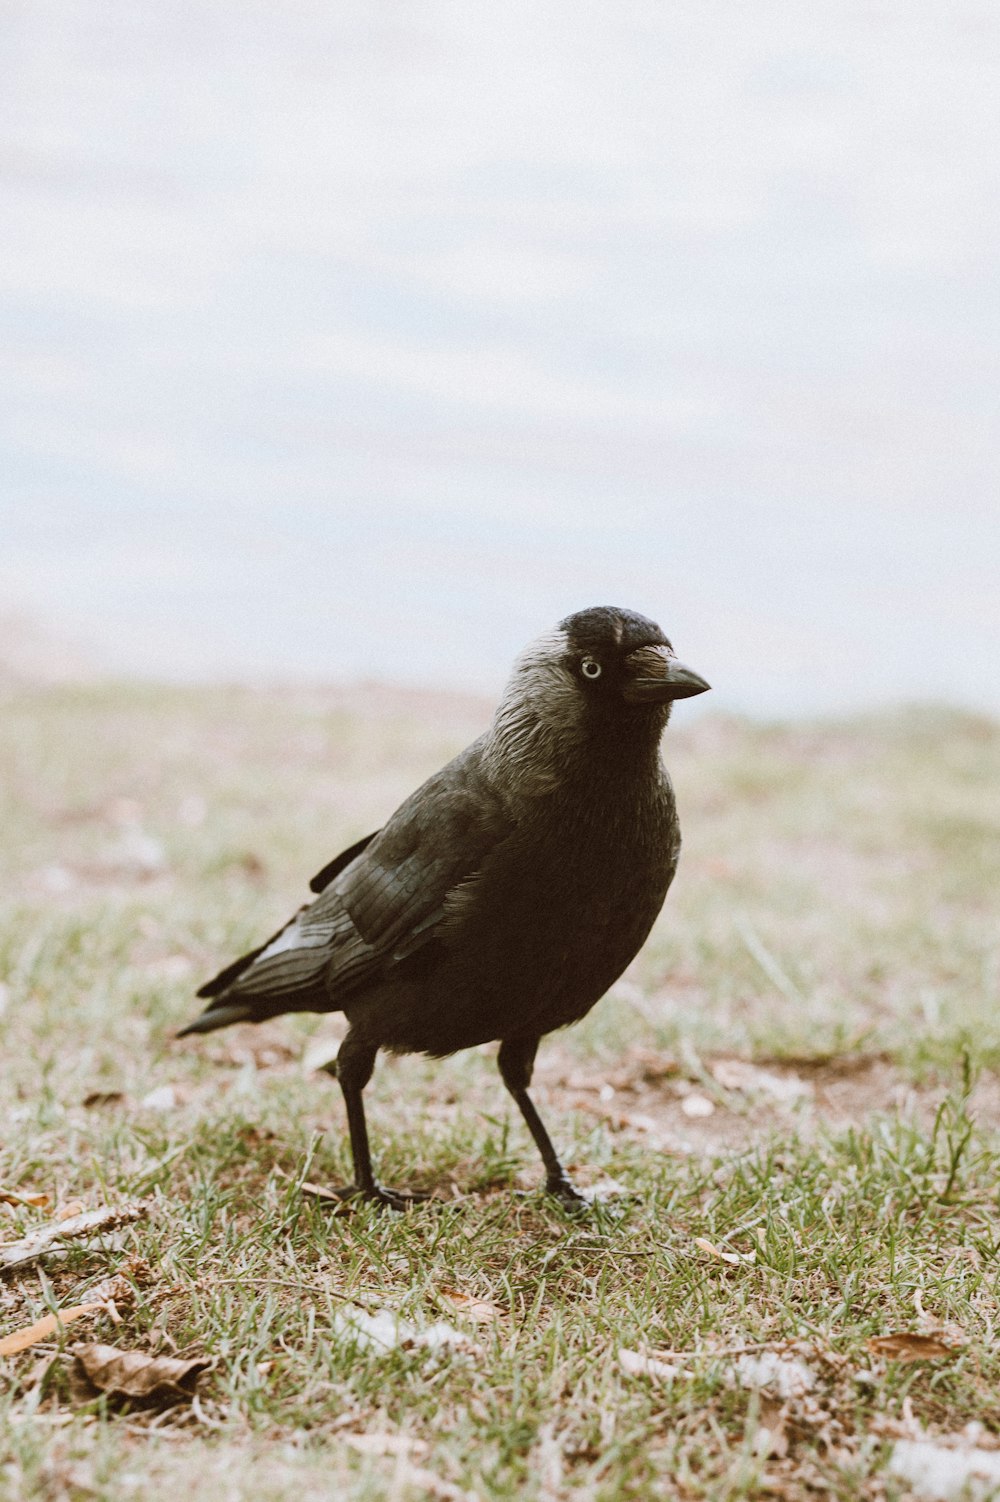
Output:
(581, 658), (602, 679)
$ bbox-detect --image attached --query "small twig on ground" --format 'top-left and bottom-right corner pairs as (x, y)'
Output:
(209, 1277), (384, 1300)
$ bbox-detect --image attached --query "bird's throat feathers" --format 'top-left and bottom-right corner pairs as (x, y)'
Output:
(481, 627), (668, 800)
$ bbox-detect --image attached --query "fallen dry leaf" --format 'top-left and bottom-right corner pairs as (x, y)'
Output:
(332, 1308), (481, 1360)
(299, 1179), (347, 1204)
(0, 1271), (139, 1357)
(57, 1201), (87, 1220)
(0, 1203), (147, 1275)
(0, 1189), (51, 1210)
(438, 1290), (503, 1325)
(753, 1396), (789, 1460)
(0, 1302), (103, 1357)
(868, 1332), (964, 1364)
(694, 1237), (755, 1266)
(73, 1343), (210, 1403)
(83, 1091), (126, 1109)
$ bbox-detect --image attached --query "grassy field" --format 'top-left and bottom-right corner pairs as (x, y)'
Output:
(1, 680), (999, 1500)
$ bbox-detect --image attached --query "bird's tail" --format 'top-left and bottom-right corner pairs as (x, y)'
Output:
(177, 979), (331, 1038)
(178, 902), (343, 1038)
(176, 1003), (258, 1037)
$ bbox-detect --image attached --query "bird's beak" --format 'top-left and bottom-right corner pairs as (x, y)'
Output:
(622, 644), (711, 704)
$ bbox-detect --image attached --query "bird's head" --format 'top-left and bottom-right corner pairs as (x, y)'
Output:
(556, 606), (711, 710)
(486, 606), (710, 792)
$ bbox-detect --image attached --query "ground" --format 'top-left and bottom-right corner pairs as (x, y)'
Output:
(1, 680), (999, 1500)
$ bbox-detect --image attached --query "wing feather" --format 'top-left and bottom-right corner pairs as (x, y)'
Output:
(190, 738), (512, 1023)
(309, 829), (379, 893)
(336, 749), (510, 955)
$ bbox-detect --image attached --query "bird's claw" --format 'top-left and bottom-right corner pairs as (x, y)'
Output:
(322, 1183), (433, 1213)
(545, 1175), (590, 1212)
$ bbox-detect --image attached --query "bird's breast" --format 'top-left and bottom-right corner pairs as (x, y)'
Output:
(424, 779), (680, 1043)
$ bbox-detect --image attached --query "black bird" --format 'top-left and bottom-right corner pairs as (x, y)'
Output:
(179, 607), (709, 1207)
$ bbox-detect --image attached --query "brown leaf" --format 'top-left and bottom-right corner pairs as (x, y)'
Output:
(438, 1290), (503, 1325)
(0, 1302), (103, 1357)
(298, 1179), (356, 1215)
(73, 1343), (210, 1402)
(0, 1189), (51, 1209)
(867, 1332), (964, 1364)
(299, 1179), (344, 1203)
(753, 1397), (789, 1460)
(0, 1271), (139, 1358)
(83, 1092), (125, 1109)
(694, 1236), (755, 1266)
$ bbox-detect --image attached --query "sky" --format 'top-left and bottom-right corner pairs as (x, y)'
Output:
(1, 1), (998, 715)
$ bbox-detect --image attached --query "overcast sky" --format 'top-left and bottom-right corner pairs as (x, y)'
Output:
(1, 1), (998, 714)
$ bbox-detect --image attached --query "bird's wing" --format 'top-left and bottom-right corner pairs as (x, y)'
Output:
(196, 828), (377, 999)
(333, 746), (511, 958)
(181, 891), (375, 1031)
(193, 741), (510, 1011)
(210, 895), (374, 1002)
(309, 829), (379, 893)
(195, 912), (304, 999)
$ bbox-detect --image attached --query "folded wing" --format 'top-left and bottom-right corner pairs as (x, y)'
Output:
(180, 741), (510, 1034)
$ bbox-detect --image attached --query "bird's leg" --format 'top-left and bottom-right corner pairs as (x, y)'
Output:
(497, 1037), (587, 1208)
(327, 1032), (429, 1210)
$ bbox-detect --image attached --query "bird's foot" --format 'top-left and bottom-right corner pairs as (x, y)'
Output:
(544, 1174), (590, 1212)
(323, 1183), (433, 1213)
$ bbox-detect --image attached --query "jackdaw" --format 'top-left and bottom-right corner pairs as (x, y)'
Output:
(179, 606), (710, 1207)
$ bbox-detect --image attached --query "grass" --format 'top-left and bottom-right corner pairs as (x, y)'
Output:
(1, 681), (999, 1499)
